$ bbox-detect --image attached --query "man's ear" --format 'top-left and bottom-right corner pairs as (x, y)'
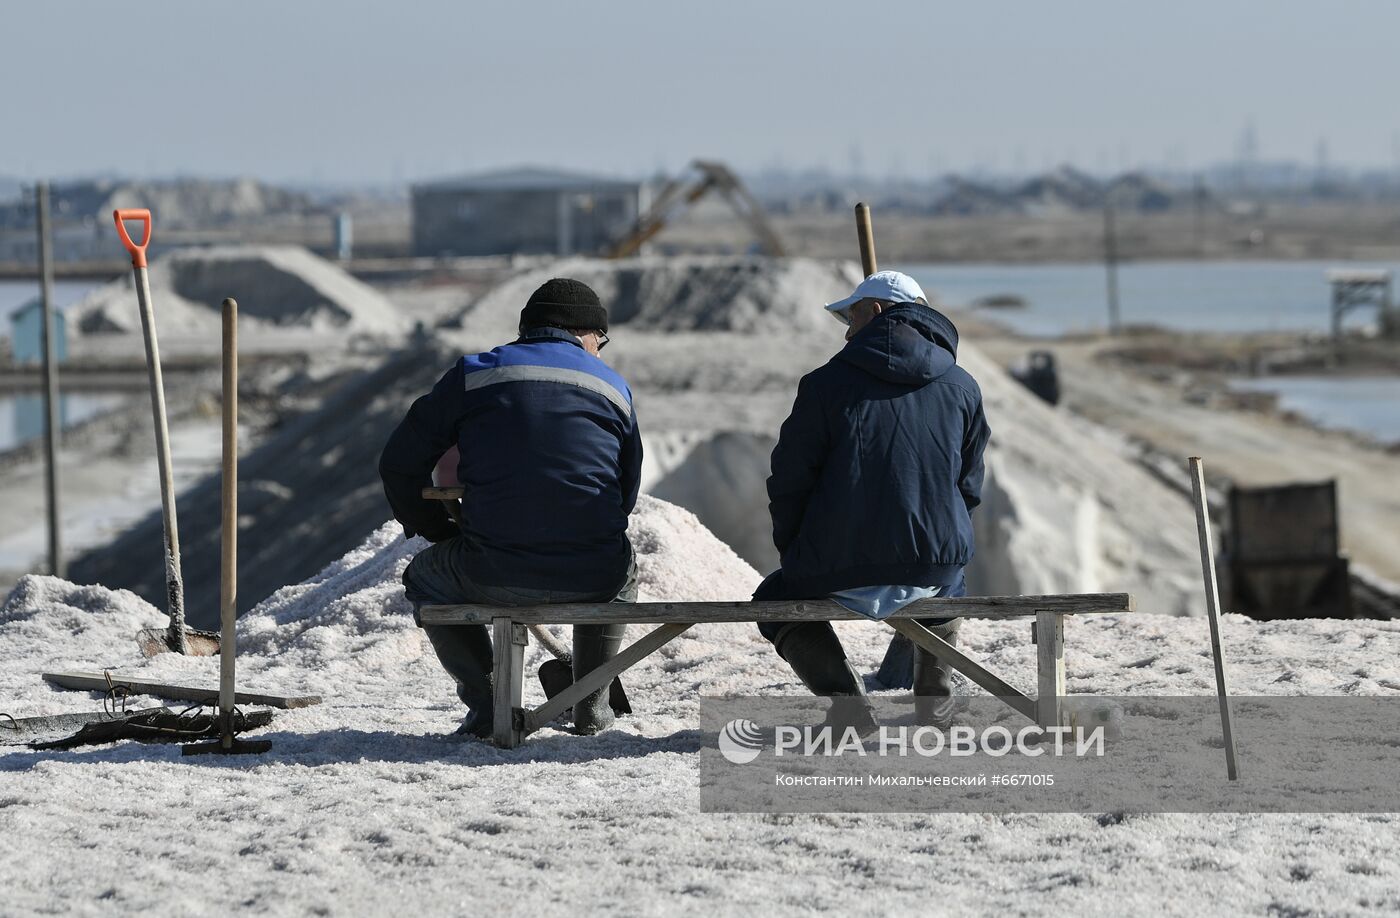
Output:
(871, 301), (885, 316)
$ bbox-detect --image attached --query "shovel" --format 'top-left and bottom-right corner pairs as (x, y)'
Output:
(113, 209), (218, 656)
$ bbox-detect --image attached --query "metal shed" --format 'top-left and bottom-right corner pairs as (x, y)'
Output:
(411, 167), (643, 257)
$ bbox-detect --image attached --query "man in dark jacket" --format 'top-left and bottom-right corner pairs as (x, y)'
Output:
(379, 278), (642, 738)
(758, 271), (990, 727)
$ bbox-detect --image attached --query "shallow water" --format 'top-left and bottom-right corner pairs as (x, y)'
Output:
(903, 259), (1398, 337)
(1229, 375), (1400, 445)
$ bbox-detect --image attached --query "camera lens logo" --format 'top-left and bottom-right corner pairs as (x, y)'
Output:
(718, 719), (764, 764)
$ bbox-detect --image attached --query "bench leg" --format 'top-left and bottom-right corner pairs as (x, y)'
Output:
(492, 617), (527, 748)
(1035, 612), (1065, 731)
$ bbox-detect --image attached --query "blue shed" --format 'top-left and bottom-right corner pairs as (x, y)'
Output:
(9, 298), (67, 365)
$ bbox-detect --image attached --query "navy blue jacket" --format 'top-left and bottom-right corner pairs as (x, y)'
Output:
(379, 328), (641, 595)
(768, 304), (990, 596)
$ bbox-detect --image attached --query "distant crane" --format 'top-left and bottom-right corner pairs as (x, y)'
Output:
(608, 160), (786, 259)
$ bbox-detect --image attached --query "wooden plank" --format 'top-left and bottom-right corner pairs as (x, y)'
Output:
(525, 623), (691, 734)
(1189, 457), (1241, 781)
(419, 593), (1134, 626)
(41, 672), (322, 710)
(423, 487), (464, 500)
(888, 620), (1036, 721)
(1035, 612), (1066, 730)
(492, 618), (526, 748)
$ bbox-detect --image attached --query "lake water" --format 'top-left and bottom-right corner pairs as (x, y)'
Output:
(1230, 376), (1400, 446)
(903, 260), (1400, 337)
(0, 392), (129, 452)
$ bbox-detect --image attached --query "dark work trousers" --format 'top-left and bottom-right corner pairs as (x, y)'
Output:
(403, 535), (637, 716)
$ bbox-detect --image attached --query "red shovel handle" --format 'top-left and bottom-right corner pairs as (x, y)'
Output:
(113, 208), (153, 268)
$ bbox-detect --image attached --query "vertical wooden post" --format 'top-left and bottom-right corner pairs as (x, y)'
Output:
(1188, 457), (1241, 780)
(492, 617), (526, 748)
(854, 202), (877, 277)
(35, 182), (63, 577)
(1035, 612), (1065, 730)
(218, 299), (238, 748)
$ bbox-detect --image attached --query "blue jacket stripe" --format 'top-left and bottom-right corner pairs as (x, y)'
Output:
(461, 364), (633, 416)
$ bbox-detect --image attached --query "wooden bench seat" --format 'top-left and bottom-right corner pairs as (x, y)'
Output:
(418, 593), (1134, 748)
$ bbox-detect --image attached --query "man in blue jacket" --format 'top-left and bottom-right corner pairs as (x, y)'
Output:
(379, 278), (642, 738)
(758, 271), (990, 728)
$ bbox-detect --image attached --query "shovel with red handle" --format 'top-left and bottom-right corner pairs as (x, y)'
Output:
(113, 209), (219, 656)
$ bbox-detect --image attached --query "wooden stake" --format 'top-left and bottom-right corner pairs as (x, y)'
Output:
(219, 299), (238, 747)
(1188, 456), (1240, 780)
(854, 202), (877, 277)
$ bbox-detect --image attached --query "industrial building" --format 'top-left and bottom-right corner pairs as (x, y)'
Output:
(411, 167), (643, 257)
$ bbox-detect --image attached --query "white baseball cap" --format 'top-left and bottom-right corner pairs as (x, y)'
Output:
(824, 270), (927, 325)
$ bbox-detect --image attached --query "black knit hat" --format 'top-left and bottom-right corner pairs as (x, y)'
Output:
(519, 278), (609, 333)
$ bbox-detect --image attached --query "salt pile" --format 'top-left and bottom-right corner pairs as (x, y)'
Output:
(0, 576), (164, 713)
(70, 245), (406, 337)
(648, 430), (782, 573)
(228, 494), (761, 695)
(459, 255), (864, 339)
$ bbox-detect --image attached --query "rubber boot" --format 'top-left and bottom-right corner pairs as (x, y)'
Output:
(913, 619), (961, 729)
(772, 623), (865, 696)
(572, 623), (627, 734)
(422, 623), (494, 738)
(773, 623), (877, 737)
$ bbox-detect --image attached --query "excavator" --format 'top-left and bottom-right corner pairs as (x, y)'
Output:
(608, 159), (786, 259)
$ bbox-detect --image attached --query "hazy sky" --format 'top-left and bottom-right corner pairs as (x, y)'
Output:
(4, 0), (1397, 184)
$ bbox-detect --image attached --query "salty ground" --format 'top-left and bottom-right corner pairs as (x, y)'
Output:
(3, 497), (1400, 916)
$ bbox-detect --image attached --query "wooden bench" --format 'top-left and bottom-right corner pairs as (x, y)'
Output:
(418, 593), (1134, 748)
(419, 486), (1133, 747)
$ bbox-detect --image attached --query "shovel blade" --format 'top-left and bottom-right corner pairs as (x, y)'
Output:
(137, 628), (221, 658)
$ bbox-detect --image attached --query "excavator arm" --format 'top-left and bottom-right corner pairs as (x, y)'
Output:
(608, 160), (785, 258)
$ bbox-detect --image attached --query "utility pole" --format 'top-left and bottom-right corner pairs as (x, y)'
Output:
(1192, 174), (1207, 259)
(35, 182), (63, 577)
(1103, 196), (1122, 335)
